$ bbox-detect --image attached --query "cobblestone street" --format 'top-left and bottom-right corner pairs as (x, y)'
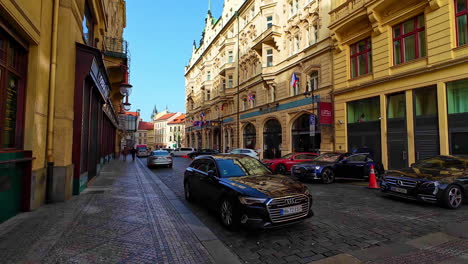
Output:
(152, 157), (468, 264)
(0, 159), (236, 264)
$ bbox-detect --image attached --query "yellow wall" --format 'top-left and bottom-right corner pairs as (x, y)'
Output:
(0, 0), (127, 208)
(331, 0), (468, 168)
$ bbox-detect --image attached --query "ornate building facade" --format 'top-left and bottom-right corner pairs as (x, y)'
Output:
(330, 0), (468, 170)
(185, 0), (334, 159)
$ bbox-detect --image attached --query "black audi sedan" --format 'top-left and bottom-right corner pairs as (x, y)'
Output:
(183, 154), (313, 229)
(291, 152), (385, 183)
(187, 149), (219, 159)
(380, 155), (468, 209)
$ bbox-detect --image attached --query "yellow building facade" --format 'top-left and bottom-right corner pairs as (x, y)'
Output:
(0, 0), (129, 223)
(330, 0), (468, 169)
(185, 0), (335, 159)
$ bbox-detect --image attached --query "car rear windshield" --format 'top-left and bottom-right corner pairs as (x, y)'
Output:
(153, 151), (169, 156)
(281, 153), (293, 159)
(314, 153), (341, 162)
(216, 157), (271, 178)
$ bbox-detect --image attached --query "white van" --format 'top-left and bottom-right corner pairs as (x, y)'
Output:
(171, 147), (196, 157)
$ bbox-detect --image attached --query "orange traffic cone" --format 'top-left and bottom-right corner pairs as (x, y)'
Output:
(367, 164), (379, 189)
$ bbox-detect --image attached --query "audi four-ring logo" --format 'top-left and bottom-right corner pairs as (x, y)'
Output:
(285, 198), (297, 205)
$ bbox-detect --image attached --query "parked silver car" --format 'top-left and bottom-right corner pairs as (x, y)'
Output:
(171, 147), (196, 157)
(229, 148), (259, 159)
(147, 150), (173, 168)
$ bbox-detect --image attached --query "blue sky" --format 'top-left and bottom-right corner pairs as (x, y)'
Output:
(124, 0), (224, 121)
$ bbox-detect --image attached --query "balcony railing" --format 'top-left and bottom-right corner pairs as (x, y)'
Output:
(103, 36), (128, 59)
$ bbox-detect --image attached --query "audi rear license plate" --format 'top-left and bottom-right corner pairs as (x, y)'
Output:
(280, 205), (302, 215)
(391, 187), (408, 194)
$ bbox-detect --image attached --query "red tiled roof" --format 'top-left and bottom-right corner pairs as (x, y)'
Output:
(156, 113), (177, 121)
(138, 121), (153, 130)
(125, 111), (139, 117)
(168, 114), (186, 124)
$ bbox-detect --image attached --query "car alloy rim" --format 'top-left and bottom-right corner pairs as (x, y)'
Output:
(221, 201), (232, 226)
(277, 165), (286, 174)
(449, 188), (462, 207)
(323, 170), (332, 183)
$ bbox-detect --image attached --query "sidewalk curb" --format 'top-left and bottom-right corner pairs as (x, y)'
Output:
(137, 158), (242, 264)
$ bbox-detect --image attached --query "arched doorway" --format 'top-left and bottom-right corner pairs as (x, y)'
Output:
(263, 119), (282, 159)
(243, 123), (256, 149)
(292, 114), (321, 153)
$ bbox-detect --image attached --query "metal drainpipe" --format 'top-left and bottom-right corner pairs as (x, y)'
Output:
(236, 11), (240, 148)
(46, 0), (59, 203)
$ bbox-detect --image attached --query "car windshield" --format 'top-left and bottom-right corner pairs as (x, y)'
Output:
(153, 151), (169, 156)
(216, 156), (271, 178)
(281, 153), (293, 159)
(314, 153), (341, 162)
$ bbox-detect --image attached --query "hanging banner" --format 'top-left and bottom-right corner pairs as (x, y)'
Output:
(319, 102), (333, 125)
(309, 115), (316, 136)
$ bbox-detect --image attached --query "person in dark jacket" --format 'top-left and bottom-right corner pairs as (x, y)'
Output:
(130, 147), (137, 161)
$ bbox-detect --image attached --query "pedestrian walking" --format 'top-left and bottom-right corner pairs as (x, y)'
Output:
(121, 148), (129, 161)
(130, 147), (137, 161)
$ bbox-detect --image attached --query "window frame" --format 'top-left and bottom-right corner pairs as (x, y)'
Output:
(392, 14), (426, 65)
(350, 37), (372, 78)
(266, 49), (273, 67)
(266, 16), (273, 29)
(455, 0), (468, 46)
(0, 29), (28, 150)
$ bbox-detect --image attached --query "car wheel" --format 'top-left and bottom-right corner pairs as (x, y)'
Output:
(184, 180), (194, 202)
(442, 185), (463, 209)
(275, 164), (287, 175)
(219, 198), (238, 229)
(321, 168), (335, 184)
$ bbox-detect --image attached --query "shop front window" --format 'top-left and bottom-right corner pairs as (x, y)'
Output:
(447, 79), (468, 114)
(0, 30), (26, 150)
(347, 97), (380, 124)
(387, 93), (406, 119)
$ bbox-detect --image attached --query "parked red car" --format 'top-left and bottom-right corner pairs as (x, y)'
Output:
(262, 152), (319, 174)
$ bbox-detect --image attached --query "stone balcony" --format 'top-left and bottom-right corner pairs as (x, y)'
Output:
(330, 0), (375, 24)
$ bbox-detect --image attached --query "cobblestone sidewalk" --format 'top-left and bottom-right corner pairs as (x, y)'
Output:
(0, 159), (225, 264)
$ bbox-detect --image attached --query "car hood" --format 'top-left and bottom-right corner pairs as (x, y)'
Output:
(386, 167), (466, 183)
(223, 175), (307, 198)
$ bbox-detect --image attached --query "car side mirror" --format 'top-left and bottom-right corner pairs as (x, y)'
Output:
(410, 163), (415, 167)
(207, 170), (217, 178)
(341, 159), (348, 163)
(289, 158), (294, 161)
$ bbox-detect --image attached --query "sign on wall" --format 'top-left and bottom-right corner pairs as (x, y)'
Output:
(309, 115), (316, 136)
(319, 102), (333, 125)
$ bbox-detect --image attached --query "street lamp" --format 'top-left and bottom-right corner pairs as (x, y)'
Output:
(119, 65), (133, 96)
